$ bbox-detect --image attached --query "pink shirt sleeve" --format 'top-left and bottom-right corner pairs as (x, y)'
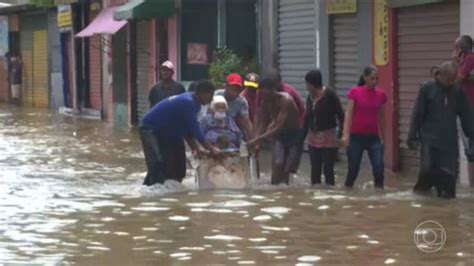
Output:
(459, 56), (474, 79)
(347, 88), (357, 101)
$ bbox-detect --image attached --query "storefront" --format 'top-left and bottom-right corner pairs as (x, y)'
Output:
(278, 0), (318, 97)
(180, 0), (258, 82)
(20, 13), (49, 108)
(327, 0), (371, 106)
(113, 0), (175, 123)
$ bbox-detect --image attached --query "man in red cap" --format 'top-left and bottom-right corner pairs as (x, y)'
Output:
(214, 73), (253, 141)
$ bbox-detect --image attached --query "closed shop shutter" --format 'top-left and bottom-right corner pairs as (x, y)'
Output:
(20, 14), (48, 108)
(32, 30), (48, 108)
(136, 20), (150, 122)
(278, 0), (317, 97)
(89, 11), (102, 110)
(331, 14), (359, 106)
(397, 1), (459, 170)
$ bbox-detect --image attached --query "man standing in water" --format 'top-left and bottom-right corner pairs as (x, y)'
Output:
(254, 70), (305, 172)
(248, 77), (300, 185)
(147, 60), (187, 183)
(407, 62), (474, 198)
(148, 61), (186, 107)
(140, 80), (220, 186)
(453, 35), (474, 106)
(453, 35), (474, 185)
(9, 56), (22, 105)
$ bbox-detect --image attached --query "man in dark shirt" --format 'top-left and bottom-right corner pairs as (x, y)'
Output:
(148, 61), (186, 107)
(10, 56), (22, 105)
(140, 80), (220, 186)
(407, 61), (474, 198)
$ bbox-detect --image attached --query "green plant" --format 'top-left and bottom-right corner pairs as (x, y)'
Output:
(209, 47), (259, 89)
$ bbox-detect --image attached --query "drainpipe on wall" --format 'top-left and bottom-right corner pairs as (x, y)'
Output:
(80, 0), (86, 109)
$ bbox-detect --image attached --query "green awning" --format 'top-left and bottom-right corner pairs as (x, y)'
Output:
(113, 0), (175, 21)
(388, 0), (446, 8)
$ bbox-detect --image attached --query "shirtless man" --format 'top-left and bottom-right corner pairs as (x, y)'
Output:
(247, 77), (301, 185)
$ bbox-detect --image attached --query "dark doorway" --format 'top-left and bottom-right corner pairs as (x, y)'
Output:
(73, 2), (90, 109)
(129, 22), (138, 125)
(112, 28), (129, 124)
(156, 17), (169, 80)
(180, 0), (217, 81)
(226, 0), (257, 65)
(8, 32), (20, 57)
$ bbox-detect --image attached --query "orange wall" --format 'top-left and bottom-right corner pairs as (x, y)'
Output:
(88, 11), (102, 110)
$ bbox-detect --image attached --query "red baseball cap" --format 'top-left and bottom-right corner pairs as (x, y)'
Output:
(226, 73), (243, 88)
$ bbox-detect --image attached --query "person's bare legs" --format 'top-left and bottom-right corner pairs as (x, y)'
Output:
(271, 139), (290, 185)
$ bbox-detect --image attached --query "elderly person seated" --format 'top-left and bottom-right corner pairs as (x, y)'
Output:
(200, 95), (243, 150)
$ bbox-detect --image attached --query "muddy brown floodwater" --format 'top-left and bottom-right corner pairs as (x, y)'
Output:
(0, 106), (473, 265)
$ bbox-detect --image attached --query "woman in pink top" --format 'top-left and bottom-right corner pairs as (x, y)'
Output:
(342, 66), (387, 188)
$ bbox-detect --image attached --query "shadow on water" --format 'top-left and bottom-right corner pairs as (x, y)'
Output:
(0, 106), (473, 265)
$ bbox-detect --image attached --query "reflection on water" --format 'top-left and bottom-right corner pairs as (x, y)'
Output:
(0, 106), (473, 265)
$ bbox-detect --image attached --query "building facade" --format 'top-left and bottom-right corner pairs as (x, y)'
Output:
(316, 0), (464, 172)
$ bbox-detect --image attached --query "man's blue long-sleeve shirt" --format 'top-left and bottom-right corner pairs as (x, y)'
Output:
(141, 92), (205, 144)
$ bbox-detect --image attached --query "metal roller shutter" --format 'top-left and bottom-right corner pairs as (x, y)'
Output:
(20, 14), (48, 108)
(32, 30), (48, 108)
(397, 1), (459, 170)
(332, 14), (359, 107)
(136, 20), (150, 122)
(278, 0), (317, 97)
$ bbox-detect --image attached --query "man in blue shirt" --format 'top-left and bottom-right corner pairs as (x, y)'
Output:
(139, 80), (220, 186)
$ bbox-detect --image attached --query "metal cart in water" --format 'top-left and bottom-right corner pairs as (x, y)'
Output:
(196, 147), (258, 190)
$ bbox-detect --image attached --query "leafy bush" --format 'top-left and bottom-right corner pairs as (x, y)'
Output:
(209, 47), (258, 89)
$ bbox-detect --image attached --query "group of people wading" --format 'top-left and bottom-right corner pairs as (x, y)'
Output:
(138, 35), (474, 199)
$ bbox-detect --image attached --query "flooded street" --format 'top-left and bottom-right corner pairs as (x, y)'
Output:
(0, 105), (473, 265)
